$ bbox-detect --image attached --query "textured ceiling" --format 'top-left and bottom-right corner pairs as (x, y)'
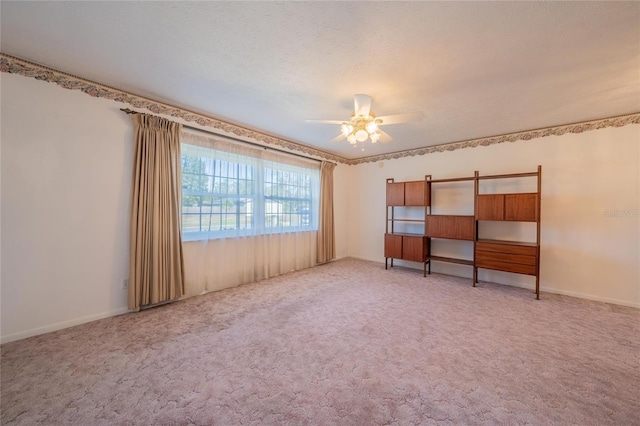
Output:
(2, 1), (639, 159)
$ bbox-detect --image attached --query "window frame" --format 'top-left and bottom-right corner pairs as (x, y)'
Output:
(180, 141), (319, 241)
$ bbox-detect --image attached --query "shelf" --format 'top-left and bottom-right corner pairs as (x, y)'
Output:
(387, 218), (425, 223)
(429, 176), (476, 183)
(428, 255), (474, 266)
(386, 232), (425, 237)
(477, 192), (538, 197)
(476, 239), (538, 247)
(478, 171), (538, 180)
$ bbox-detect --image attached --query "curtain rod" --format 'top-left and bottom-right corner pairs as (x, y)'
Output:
(120, 108), (329, 164)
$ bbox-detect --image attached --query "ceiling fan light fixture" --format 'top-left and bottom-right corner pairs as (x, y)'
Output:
(341, 123), (353, 137)
(355, 129), (369, 142)
(308, 94), (422, 151)
(365, 120), (379, 134)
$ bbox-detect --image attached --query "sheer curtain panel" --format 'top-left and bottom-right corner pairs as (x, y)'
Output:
(317, 161), (336, 263)
(180, 130), (319, 297)
(129, 114), (185, 309)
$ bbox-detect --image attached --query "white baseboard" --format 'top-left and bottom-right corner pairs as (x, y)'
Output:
(538, 287), (640, 308)
(347, 255), (385, 263)
(346, 256), (640, 309)
(1, 307), (131, 344)
(333, 254), (351, 261)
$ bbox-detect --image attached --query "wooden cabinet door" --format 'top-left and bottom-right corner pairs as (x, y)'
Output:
(404, 181), (426, 206)
(402, 236), (426, 262)
(384, 234), (403, 258)
(386, 182), (405, 206)
(476, 194), (504, 221)
(426, 216), (475, 240)
(505, 193), (537, 221)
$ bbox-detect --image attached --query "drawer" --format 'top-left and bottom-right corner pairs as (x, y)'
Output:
(475, 258), (537, 275)
(476, 250), (537, 266)
(476, 241), (537, 256)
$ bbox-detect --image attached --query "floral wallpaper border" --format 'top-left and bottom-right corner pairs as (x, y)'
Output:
(351, 112), (640, 165)
(0, 53), (347, 164)
(2, 52), (639, 166)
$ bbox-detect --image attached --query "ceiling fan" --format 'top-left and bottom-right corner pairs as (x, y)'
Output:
(306, 94), (424, 150)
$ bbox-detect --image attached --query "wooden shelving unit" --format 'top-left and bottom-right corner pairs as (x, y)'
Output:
(384, 177), (429, 276)
(425, 175), (476, 276)
(474, 166), (542, 299)
(384, 166), (542, 299)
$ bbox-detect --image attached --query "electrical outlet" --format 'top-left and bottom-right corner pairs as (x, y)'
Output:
(122, 279), (129, 290)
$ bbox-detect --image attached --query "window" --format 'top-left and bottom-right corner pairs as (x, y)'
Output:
(263, 165), (313, 230)
(181, 153), (254, 235)
(181, 132), (319, 240)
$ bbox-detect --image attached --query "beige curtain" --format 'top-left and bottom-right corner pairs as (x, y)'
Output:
(183, 232), (317, 297)
(128, 114), (185, 309)
(317, 161), (336, 263)
(180, 130), (319, 297)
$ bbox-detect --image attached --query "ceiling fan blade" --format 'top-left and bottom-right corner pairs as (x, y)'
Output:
(305, 119), (344, 124)
(376, 111), (425, 125)
(354, 94), (372, 117)
(331, 133), (346, 142)
(378, 129), (393, 143)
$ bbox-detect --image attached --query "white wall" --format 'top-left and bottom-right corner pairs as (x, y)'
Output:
(347, 125), (640, 307)
(0, 73), (352, 343)
(1, 73), (133, 342)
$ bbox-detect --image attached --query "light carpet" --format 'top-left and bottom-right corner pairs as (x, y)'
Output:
(2, 258), (639, 425)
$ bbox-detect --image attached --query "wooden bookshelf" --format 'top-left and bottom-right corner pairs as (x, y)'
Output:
(384, 166), (542, 299)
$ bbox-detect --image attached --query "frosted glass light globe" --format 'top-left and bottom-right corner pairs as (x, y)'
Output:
(355, 129), (369, 142)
